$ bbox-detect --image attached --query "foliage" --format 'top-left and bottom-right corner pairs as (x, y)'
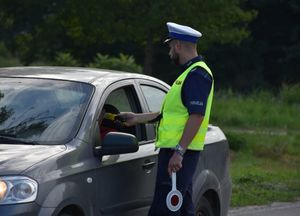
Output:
(206, 0), (300, 90)
(211, 86), (300, 130)
(231, 154), (300, 206)
(53, 52), (79, 66)
(215, 87), (300, 206)
(230, 131), (300, 206)
(93, 0), (256, 75)
(88, 53), (142, 73)
(247, 0), (300, 86)
(0, 0), (256, 75)
(0, 42), (21, 67)
(0, 0), (298, 90)
(226, 131), (247, 151)
(29, 60), (53, 66)
(280, 84), (300, 104)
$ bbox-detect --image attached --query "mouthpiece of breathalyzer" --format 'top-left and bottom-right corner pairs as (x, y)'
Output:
(103, 113), (125, 122)
(104, 113), (118, 121)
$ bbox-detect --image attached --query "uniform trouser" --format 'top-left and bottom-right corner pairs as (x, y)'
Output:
(148, 148), (201, 216)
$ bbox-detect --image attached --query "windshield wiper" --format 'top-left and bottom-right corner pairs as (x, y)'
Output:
(0, 134), (40, 145)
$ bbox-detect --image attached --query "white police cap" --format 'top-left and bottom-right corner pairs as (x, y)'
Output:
(165, 22), (202, 44)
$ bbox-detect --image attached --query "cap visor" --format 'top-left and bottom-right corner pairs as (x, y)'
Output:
(164, 38), (173, 44)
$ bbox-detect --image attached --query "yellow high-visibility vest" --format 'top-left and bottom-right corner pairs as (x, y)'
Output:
(156, 61), (214, 150)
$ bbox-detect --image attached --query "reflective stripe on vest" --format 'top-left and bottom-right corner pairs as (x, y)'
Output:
(155, 61), (214, 151)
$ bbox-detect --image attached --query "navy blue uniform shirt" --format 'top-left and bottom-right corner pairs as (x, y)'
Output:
(181, 56), (212, 116)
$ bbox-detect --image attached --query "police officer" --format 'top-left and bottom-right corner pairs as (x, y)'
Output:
(119, 22), (214, 216)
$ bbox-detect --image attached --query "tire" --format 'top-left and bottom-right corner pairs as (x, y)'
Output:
(196, 196), (215, 216)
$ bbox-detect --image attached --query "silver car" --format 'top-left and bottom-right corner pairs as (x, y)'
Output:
(0, 67), (231, 216)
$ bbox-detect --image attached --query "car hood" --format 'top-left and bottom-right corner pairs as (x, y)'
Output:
(0, 144), (66, 175)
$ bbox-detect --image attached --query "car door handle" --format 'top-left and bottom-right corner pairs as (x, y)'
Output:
(142, 161), (156, 170)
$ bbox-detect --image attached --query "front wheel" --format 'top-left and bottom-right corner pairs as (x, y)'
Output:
(196, 196), (215, 216)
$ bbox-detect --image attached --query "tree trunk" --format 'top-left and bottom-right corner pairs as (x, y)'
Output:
(143, 37), (153, 76)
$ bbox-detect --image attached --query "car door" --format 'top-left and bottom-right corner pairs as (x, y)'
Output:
(94, 80), (159, 216)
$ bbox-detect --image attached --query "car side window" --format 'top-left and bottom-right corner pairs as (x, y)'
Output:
(105, 88), (132, 112)
(140, 85), (167, 141)
(140, 85), (166, 112)
(100, 86), (144, 142)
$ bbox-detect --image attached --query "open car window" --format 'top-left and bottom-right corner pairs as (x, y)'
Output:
(99, 85), (145, 142)
(105, 88), (132, 112)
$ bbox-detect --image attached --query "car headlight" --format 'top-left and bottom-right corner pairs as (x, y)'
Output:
(0, 176), (38, 205)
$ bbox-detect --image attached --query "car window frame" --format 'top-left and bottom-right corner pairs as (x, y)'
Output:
(134, 79), (169, 144)
(94, 79), (147, 144)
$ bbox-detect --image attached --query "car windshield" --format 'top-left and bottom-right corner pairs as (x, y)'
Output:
(0, 78), (94, 144)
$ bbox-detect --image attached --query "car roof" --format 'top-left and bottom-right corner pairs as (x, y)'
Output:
(0, 66), (160, 84)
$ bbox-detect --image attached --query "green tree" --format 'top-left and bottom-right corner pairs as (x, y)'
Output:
(247, 0), (300, 86)
(0, 0), (255, 75)
(0, 0), (58, 63)
(205, 0), (300, 91)
(93, 0), (256, 75)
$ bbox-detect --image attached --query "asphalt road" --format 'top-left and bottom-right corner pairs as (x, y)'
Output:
(228, 200), (300, 216)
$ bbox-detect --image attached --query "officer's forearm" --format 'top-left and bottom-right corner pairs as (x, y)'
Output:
(135, 112), (160, 124)
(178, 114), (203, 150)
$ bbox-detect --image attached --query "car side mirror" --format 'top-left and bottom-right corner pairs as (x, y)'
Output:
(94, 132), (138, 156)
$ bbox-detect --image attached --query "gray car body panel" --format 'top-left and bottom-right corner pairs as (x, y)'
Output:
(0, 67), (231, 216)
(0, 144), (66, 175)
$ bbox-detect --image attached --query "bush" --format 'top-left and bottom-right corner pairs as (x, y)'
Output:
(29, 60), (53, 66)
(53, 52), (79, 66)
(0, 42), (22, 67)
(226, 131), (247, 151)
(211, 87), (300, 129)
(88, 53), (142, 73)
(226, 129), (293, 160)
(280, 84), (300, 104)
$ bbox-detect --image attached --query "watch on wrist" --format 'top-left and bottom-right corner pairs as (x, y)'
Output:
(175, 144), (185, 157)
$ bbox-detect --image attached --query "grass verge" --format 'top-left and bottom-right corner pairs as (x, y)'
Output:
(211, 86), (300, 207)
(226, 129), (300, 207)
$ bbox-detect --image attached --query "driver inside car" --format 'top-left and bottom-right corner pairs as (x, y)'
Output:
(99, 104), (124, 139)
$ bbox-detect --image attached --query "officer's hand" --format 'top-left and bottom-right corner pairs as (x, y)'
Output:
(118, 112), (138, 127)
(168, 152), (183, 176)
